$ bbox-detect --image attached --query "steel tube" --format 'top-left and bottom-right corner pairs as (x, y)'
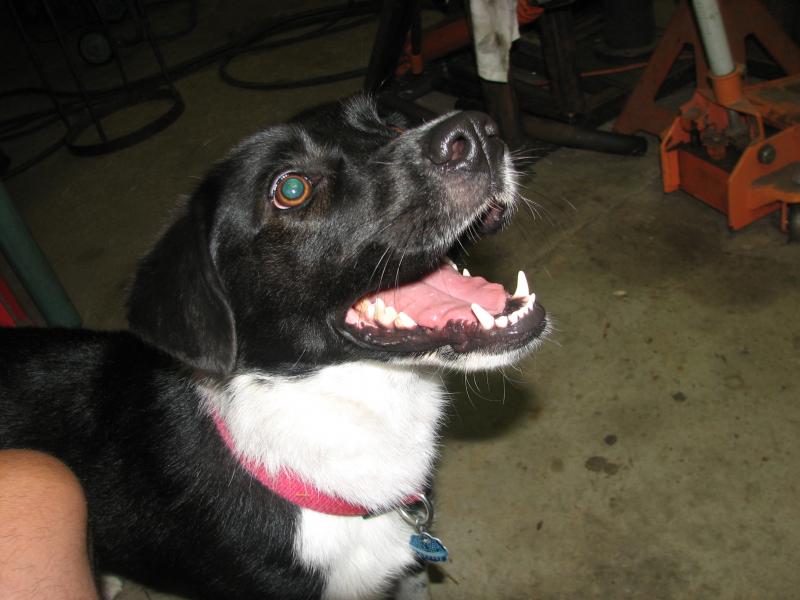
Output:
(0, 184), (81, 327)
(691, 0), (735, 76)
(522, 114), (647, 156)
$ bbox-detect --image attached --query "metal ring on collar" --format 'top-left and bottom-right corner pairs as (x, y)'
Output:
(397, 494), (434, 530)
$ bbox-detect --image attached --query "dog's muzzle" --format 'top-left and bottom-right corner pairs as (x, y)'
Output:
(336, 108), (546, 361)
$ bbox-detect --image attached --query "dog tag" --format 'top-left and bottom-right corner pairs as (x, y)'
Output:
(409, 532), (449, 562)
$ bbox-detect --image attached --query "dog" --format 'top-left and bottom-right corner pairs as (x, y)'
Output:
(0, 95), (548, 599)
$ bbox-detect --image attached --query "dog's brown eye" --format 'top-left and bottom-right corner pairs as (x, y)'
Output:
(272, 173), (313, 209)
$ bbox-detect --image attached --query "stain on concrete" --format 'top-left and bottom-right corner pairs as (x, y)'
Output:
(585, 456), (620, 475)
(724, 374), (746, 390)
(672, 391), (687, 402)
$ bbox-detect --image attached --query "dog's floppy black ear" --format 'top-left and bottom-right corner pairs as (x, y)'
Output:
(127, 192), (236, 375)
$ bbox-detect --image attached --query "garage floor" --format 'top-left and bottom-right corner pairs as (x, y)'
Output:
(3, 2), (800, 599)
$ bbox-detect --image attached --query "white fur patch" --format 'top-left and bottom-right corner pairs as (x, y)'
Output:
(200, 361), (445, 598)
(202, 361), (446, 509)
(296, 509), (417, 600)
(99, 575), (124, 600)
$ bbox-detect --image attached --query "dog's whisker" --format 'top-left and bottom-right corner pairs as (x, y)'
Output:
(461, 374), (479, 409)
(393, 246), (408, 293)
(374, 245), (399, 296)
(289, 349), (308, 371)
(367, 244), (394, 289)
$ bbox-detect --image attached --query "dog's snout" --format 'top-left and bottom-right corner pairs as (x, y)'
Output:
(426, 111), (501, 170)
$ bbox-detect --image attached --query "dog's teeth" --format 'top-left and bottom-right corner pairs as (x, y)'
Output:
(462, 268), (471, 277)
(366, 302), (375, 319)
(526, 293), (536, 308)
(510, 302), (529, 322)
(445, 258), (458, 270)
(395, 312), (417, 329)
(495, 315), (509, 328)
(471, 303), (495, 330)
(356, 299), (371, 314)
(375, 298), (385, 320)
(514, 271), (530, 298)
(379, 306), (398, 327)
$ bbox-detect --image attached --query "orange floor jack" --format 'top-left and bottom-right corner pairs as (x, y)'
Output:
(614, 0), (800, 241)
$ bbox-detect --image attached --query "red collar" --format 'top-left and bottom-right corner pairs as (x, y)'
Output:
(213, 412), (417, 516)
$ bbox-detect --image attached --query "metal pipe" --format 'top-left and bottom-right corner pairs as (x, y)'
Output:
(522, 114), (647, 156)
(0, 183), (81, 327)
(691, 0), (735, 76)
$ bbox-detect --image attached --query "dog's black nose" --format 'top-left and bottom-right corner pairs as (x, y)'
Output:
(426, 111), (501, 170)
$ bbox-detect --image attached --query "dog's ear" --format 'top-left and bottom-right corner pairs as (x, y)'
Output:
(127, 191), (236, 375)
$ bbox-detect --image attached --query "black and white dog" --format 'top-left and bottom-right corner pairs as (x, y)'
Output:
(0, 96), (547, 599)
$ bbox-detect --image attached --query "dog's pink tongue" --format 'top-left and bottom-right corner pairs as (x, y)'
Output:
(376, 265), (507, 328)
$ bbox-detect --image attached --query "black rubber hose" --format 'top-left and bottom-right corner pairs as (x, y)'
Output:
(218, 4), (377, 91)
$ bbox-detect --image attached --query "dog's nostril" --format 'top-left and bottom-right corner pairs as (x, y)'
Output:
(427, 111), (497, 168)
(450, 137), (467, 164)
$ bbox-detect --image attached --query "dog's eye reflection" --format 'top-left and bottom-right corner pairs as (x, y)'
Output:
(271, 172), (313, 209)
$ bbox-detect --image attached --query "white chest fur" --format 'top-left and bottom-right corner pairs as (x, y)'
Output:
(297, 508), (418, 600)
(202, 361), (446, 598)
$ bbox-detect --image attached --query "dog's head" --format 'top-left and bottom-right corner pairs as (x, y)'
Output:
(128, 95), (548, 375)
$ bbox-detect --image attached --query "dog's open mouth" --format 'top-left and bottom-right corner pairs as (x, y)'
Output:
(340, 260), (546, 354)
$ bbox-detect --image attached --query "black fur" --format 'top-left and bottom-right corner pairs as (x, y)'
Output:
(0, 327), (315, 598)
(0, 96), (539, 599)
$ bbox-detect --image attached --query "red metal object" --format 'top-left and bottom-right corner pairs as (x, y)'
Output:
(0, 274), (31, 327)
(614, 0), (800, 137)
(395, 1), (544, 77)
(615, 0), (800, 237)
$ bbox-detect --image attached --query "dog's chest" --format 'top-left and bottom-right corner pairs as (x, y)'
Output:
(297, 508), (417, 600)
(205, 361), (446, 597)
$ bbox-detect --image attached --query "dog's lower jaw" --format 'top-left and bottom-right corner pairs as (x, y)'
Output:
(400, 312), (553, 372)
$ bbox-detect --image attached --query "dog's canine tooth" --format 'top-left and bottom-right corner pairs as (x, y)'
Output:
(374, 298), (385, 320)
(514, 271), (530, 298)
(366, 302), (375, 320)
(526, 293), (536, 308)
(495, 315), (509, 328)
(445, 258), (458, 270)
(462, 268), (471, 277)
(509, 312), (520, 324)
(395, 312), (417, 329)
(471, 303), (495, 330)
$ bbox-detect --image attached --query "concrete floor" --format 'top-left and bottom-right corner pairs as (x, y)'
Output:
(4, 2), (800, 599)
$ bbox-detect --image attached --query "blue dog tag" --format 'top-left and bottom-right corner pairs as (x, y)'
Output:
(410, 532), (449, 562)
